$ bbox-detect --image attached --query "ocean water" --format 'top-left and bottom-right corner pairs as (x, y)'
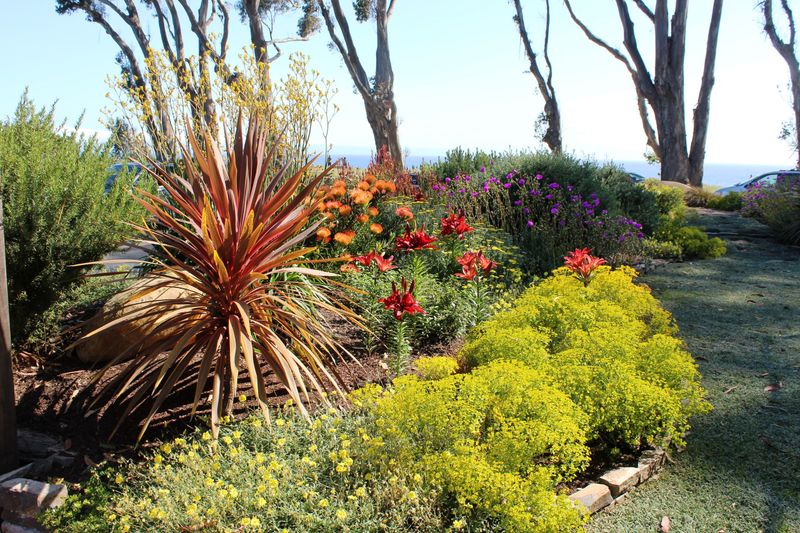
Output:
(331, 153), (786, 188)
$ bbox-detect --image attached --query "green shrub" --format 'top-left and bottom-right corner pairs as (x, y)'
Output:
(649, 184), (727, 260)
(665, 226), (727, 260)
(707, 192), (743, 211)
(742, 175), (800, 244)
(460, 267), (709, 447)
(0, 94), (146, 342)
(640, 237), (683, 260)
(644, 180), (687, 221)
(685, 188), (743, 211)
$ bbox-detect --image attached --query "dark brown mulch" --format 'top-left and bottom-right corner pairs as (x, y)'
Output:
(9, 311), (399, 483)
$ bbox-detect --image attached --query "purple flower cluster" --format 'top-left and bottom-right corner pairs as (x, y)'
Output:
(432, 171), (645, 251)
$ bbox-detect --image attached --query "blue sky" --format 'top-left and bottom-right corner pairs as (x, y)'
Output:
(1, 1), (796, 167)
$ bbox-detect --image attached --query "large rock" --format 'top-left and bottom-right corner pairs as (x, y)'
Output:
(0, 478), (67, 519)
(76, 275), (195, 363)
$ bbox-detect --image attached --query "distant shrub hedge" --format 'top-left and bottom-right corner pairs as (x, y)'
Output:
(0, 94), (147, 342)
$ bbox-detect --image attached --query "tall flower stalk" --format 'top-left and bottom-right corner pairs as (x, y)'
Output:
(379, 278), (424, 375)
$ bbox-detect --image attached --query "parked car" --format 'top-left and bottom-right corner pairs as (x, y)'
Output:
(106, 162), (173, 195)
(714, 170), (800, 196)
(105, 162), (144, 193)
(628, 172), (647, 184)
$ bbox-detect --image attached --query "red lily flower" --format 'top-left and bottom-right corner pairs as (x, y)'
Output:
(352, 251), (376, 267)
(564, 247), (606, 286)
(455, 250), (497, 280)
(440, 213), (474, 238)
(373, 253), (397, 272)
(455, 261), (478, 280)
(395, 224), (437, 251)
(379, 278), (425, 320)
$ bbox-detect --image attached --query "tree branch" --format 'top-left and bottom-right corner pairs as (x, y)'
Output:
(689, 0), (723, 171)
(316, 0), (371, 98)
(564, 0), (658, 154)
(615, 0), (655, 99)
(512, 0), (552, 100)
(631, 0), (655, 22)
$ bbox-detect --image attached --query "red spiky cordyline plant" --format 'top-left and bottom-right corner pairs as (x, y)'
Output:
(77, 116), (363, 440)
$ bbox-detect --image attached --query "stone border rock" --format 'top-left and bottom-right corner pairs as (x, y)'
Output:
(0, 479), (68, 533)
(568, 447), (666, 515)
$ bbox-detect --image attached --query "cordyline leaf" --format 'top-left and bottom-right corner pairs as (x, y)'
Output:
(75, 114), (363, 442)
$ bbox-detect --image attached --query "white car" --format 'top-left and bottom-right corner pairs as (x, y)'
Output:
(714, 170), (800, 196)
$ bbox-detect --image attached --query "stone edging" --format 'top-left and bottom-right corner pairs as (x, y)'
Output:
(0, 478), (68, 533)
(568, 447), (666, 515)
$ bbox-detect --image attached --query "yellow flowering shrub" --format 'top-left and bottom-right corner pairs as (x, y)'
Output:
(414, 356), (460, 380)
(422, 450), (586, 532)
(460, 267), (710, 447)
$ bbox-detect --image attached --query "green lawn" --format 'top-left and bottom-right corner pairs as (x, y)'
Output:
(591, 210), (800, 532)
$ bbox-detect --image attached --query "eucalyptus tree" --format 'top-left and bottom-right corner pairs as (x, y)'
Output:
(512, 0), (562, 153)
(563, 0), (724, 185)
(315, 0), (403, 166)
(55, 0), (317, 159)
(763, 0), (800, 168)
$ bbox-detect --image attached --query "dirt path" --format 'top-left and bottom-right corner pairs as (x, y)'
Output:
(591, 209), (800, 532)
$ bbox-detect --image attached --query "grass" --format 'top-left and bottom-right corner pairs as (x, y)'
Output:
(591, 209), (800, 533)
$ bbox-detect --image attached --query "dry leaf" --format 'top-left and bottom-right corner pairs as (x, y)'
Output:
(83, 455), (98, 467)
(660, 515), (671, 532)
(723, 385), (738, 394)
(764, 382), (783, 392)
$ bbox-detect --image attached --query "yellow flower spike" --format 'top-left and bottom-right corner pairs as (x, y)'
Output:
(336, 509), (347, 521)
(318, 498), (329, 508)
(238, 394), (247, 403)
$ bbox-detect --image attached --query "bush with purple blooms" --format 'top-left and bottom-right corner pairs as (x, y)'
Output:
(430, 170), (644, 273)
(741, 173), (800, 245)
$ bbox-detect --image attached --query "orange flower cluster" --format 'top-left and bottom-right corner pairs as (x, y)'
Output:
(314, 173), (397, 246)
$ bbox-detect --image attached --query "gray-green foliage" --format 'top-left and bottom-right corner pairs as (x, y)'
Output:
(0, 93), (146, 343)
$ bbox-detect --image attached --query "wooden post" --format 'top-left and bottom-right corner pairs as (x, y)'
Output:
(0, 197), (18, 473)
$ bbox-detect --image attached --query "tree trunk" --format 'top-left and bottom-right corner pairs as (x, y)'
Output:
(0, 199), (18, 474)
(763, 0), (800, 169)
(654, 94), (690, 184)
(512, 0), (562, 153)
(786, 46), (800, 169)
(365, 99), (402, 166)
(542, 97), (562, 154)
